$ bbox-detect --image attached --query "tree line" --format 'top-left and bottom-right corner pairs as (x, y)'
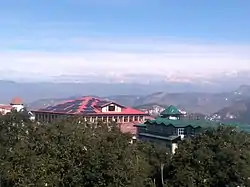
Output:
(1, 112), (250, 187)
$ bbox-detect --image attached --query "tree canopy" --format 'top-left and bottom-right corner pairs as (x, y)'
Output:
(1, 112), (250, 187)
(0, 114), (165, 187)
(163, 126), (250, 187)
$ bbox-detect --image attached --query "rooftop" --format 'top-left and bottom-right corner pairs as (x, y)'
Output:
(160, 105), (182, 116)
(0, 105), (12, 110)
(143, 117), (222, 128)
(10, 97), (23, 105)
(33, 96), (146, 116)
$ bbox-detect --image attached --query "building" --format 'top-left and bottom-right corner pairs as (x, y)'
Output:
(0, 105), (12, 115)
(10, 97), (25, 112)
(0, 97), (35, 120)
(32, 96), (148, 135)
(0, 97), (24, 115)
(135, 105), (220, 154)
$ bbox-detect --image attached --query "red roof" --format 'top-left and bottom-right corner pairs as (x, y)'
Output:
(10, 97), (23, 105)
(0, 105), (12, 110)
(34, 96), (146, 116)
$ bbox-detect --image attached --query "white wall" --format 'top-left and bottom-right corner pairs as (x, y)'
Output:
(169, 116), (178, 120)
(101, 103), (122, 113)
(11, 104), (24, 112)
(0, 108), (11, 115)
(171, 143), (178, 154)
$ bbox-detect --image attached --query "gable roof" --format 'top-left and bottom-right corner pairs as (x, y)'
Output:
(140, 117), (221, 129)
(33, 96), (146, 115)
(160, 105), (182, 116)
(98, 101), (125, 108)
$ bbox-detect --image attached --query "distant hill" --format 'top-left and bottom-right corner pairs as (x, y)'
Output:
(0, 80), (222, 104)
(134, 103), (168, 110)
(28, 96), (81, 109)
(235, 85), (250, 96)
(131, 88), (250, 114)
(104, 95), (142, 107)
(27, 85), (250, 115)
(2, 79), (250, 104)
(212, 99), (250, 124)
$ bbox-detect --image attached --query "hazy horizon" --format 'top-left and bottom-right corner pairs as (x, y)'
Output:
(0, 0), (250, 81)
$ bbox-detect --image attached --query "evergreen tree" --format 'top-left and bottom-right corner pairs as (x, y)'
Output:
(164, 126), (250, 187)
(0, 115), (158, 187)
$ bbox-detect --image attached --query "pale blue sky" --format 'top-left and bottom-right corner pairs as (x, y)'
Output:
(0, 0), (249, 80)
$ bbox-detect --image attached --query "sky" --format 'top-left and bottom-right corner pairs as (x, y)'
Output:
(0, 0), (250, 80)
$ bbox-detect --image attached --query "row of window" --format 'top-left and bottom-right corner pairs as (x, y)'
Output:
(35, 113), (145, 123)
(175, 128), (195, 136)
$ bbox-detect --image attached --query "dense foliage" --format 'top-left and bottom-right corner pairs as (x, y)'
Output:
(0, 114), (166, 187)
(163, 126), (250, 187)
(1, 112), (250, 187)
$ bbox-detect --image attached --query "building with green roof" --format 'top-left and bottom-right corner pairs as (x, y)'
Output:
(135, 105), (221, 154)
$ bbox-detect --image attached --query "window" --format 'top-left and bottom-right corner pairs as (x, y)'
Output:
(108, 105), (115, 111)
(129, 116), (133, 122)
(139, 116), (144, 121)
(191, 128), (195, 135)
(124, 116), (128, 122)
(135, 116), (139, 121)
(177, 128), (184, 136)
(108, 116), (112, 122)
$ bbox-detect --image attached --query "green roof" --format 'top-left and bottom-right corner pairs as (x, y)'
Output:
(145, 117), (221, 128)
(160, 105), (181, 116)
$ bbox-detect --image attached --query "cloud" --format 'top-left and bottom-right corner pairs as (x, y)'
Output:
(0, 36), (249, 80)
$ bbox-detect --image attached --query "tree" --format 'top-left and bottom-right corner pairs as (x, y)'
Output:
(136, 142), (169, 186)
(163, 126), (250, 187)
(2, 108), (32, 123)
(0, 115), (157, 187)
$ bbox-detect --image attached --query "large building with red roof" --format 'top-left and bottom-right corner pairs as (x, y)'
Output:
(32, 96), (148, 134)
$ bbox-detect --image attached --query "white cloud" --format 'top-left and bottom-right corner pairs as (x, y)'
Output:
(0, 36), (249, 80)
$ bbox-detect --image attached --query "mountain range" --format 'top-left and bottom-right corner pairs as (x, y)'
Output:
(1, 78), (250, 122)
(0, 79), (237, 104)
(27, 85), (250, 116)
(1, 70), (250, 104)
